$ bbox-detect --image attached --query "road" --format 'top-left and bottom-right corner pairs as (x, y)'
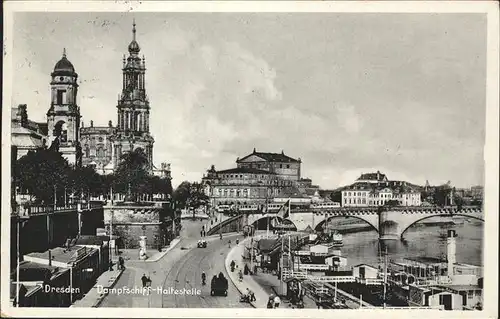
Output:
(99, 219), (251, 308)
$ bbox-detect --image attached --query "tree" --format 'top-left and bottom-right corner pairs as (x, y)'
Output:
(112, 148), (150, 201)
(172, 181), (208, 209)
(14, 148), (71, 205)
(384, 200), (400, 207)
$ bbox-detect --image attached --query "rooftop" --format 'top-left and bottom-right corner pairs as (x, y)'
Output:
(357, 171), (388, 182)
(217, 167), (276, 175)
(11, 261), (68, 282)
(75, 235), (106, 246)
(26, 246), (95, 264)
(404, 256), (447, 264)
(238, 148), (300, 163)
(437, 284), (482, 291)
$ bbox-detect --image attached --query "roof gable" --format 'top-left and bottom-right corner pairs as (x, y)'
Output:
(237, 150), (299, 163)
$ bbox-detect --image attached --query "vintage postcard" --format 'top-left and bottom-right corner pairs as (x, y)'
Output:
(2, 1), (498, 318)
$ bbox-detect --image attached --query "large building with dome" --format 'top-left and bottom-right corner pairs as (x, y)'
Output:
(11, 21), (170, 179)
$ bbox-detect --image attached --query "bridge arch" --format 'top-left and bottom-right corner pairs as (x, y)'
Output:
(314, 214), (379, 233)
(399, 213), (484, 240)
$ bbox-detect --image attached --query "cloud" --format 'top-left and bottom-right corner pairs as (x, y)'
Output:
(10, 13), (486, 189)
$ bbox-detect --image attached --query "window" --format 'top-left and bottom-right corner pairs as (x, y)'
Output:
(56, 89), (67, 104)
(85, 144), (90, 157)
(280, 164), (283, 168)
(468, 291), (474, 299)
(287, 164), (290, 169)
(98, 137), (103, 142)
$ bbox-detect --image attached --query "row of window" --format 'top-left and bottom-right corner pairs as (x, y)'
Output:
(213, 188), (279, 198)
(344, 191), (419, 199)
(343, 198), (421, 206)
(244, 163), (295, 169)
(84, 146), (108, 158)
(82, 136), (105, 142)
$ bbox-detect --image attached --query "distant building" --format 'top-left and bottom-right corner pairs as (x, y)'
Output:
(356, 170), (388, 184)
(341, 172), (421, 207)
(202, 166), (293, 206)
(11, 105), (48, 160)
(236, 148), (301, 181)
(80, 121), (116, 171)
(470, 186), (483, 200)
(203, 149), (324, 207)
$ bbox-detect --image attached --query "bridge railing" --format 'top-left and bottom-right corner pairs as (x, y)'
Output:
(11, 203), (91, 217)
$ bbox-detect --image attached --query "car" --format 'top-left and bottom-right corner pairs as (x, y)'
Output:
(197, 240), (207, 248)
(210, 273), (228, 296)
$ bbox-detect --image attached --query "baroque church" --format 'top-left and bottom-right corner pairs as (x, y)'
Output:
(11, 21), (171, 179)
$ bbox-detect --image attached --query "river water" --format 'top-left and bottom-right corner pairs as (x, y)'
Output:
(334, 219), (483, 268)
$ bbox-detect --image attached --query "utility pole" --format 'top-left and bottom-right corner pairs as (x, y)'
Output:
(16, 216), (20, 307)
(383, 246), (388, 309)
(109, 188), (114, 271)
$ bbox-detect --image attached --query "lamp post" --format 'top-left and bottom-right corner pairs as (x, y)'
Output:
(109, 187), (114, 271)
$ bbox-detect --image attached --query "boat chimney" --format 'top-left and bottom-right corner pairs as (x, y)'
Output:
(447, 230), (457, 277)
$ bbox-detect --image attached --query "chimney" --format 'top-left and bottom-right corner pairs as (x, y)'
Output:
(377, 171), (380, 180)
(447, 230), (457, 276)
(90, 120), (94, 127)
(108, 120), (112, 127)
(48, 250), (52, 266)
(253, 148), (256, 154)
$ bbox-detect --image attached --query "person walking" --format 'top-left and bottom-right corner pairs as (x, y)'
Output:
(273, 295), (281, 308)
(141, 274), (148, 288)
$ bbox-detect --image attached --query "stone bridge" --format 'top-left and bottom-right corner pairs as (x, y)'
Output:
(245, 205), (483, 240)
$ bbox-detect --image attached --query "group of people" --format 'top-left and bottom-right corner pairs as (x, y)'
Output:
(267, 295), (281, 308)
(241, 288), (256, 302)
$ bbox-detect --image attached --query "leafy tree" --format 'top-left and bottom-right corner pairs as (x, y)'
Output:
(14, 148), (71, 205)
(384, 199), (400, 207)
(112, 148), (150, 201)
(172, 181), (208, 209)
(329, 190), (342, 203)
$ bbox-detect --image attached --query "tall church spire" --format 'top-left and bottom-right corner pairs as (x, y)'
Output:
(128, 19), (140, 54)
(132, 18), (136, 41)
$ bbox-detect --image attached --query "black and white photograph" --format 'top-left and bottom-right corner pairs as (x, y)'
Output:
(2, 1), (498, 318)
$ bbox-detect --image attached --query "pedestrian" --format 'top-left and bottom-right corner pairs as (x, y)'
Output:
(228, 240), (231, 248)
(141, 274), (148, 288)
(273, 295), (281, 308)
(118, 256), (125, 270)
(236, 238), (239, 245)
(250, 290), (256, 302)
(267, 299), (274, 308)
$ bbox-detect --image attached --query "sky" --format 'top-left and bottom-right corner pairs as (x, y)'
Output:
(11, 12), (486, 189)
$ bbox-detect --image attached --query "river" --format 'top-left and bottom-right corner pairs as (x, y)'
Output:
(330, 218), (483, 268)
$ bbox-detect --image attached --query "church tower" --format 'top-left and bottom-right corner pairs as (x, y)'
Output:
(47, 49), (82, 166)
(111, 20), (155, 169)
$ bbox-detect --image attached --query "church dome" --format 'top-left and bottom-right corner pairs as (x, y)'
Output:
(128, 40), (140, 54)
(53, 49), (75, 74)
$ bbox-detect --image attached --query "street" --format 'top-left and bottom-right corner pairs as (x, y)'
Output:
(99, 219), (251, 308)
